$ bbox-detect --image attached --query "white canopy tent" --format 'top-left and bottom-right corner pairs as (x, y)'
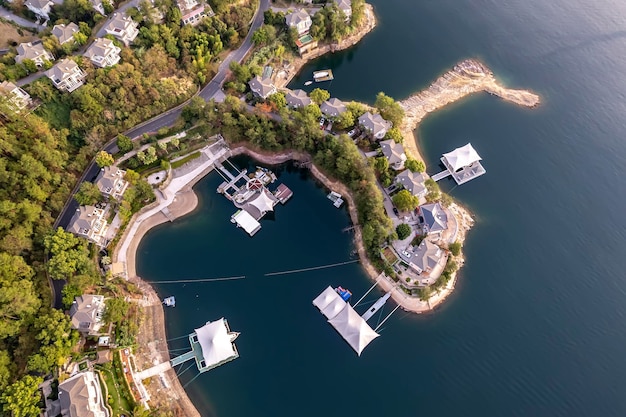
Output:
(194, 319), (238, 368)
(442, 143), (482, 172)
(327, 304), (380, 356)
(248, 189), (276, 215)
(312, 286), (342, 313)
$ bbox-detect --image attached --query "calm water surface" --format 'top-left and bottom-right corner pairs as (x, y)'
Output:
(137, 0), (626, 415)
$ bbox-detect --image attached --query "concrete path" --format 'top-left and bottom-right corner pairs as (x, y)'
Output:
(135, 360), (171, 380)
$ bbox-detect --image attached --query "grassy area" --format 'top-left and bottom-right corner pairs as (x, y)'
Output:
(170, 151), (201, 169)
(96, 366), (132, 417)
(0, 21), (36, 48)
(35, 99), (72, 130)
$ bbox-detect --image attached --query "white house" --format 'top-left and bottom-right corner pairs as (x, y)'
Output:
(177, 0), (214, 26)
(103, 13), (139, 46)
(395, 170), (428, 199)
(286, 9), (312, 35)
(94, 166), (128, 199)
(66, 205), (108, 243)
(52, 23), (80, 45)
(15, 42), (54, 67)
(46, 59), (86, 93)
(24, 0), (54, 19)
(335, 0), (352, 20)
(248, 75), (277, 99)
(380, 139), (407, 170)
(69, 294), (105, 334)
(0, 81), (32, 112)
(58, 371), (109, 417)
(358, 111), (392, 139)
(84, 38), (121, 68)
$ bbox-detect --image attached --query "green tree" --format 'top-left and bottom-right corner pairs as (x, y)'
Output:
(117, 135), (134, 154)
(267, 92), (286, 110)
(334, 109), (355, 129)
(0, 253), (40, 339)
(61, 284), (82, 310)
(405, 158), (425, 173)
(374, 92), (404, 127)
(104, 298), (130, 324)
(74, 181), (103, 206)
(425, 178), (441, 202)
(392, 189), (418, 212)
(137, 146), (158, 165)
(27, 309), (78, 373)
(0, 350), (12, 390)
(384, 127), (403, 142)
(124, 169), (140, 185)
(95, 150), (114, 167)
(449, 241), (461, 256)
(309, 88), (330, 105)
(396, 223), (411, 240)
(0, 375), (43, 417)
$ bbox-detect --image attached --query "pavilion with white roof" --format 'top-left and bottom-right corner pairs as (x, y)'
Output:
(434, 143), (486, 185)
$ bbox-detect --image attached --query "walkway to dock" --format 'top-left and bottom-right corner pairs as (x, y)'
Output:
(170, 350), (196, 367)
(135, 361), (172, 381)
(431, 169), (451, 182)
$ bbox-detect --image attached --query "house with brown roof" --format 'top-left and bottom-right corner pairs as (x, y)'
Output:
(66, 205), (108, 244)
(15, 42), (54, 67)
(103, 13), (139, 46)
(52, 23), (80, 45)
(84, 38), (121, 68)
(94, 166), (128, 199)
(58, 371), (109, 417)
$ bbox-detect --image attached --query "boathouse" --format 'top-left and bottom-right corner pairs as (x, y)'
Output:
(439, 143), (486, 185)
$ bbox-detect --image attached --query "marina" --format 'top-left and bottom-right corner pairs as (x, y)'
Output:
(431, 143), (486, 185)
(313, 69), (334, 82)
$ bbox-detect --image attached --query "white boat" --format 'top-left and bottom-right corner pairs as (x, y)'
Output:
(314, 71), (329, 78)
(304, 81), (313, 86)
(163, 296), (176, 307)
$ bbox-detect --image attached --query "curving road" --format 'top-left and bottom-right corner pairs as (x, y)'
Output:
(51, 0), (270, 308)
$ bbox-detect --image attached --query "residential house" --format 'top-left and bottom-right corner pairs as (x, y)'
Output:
(286, 89), (312, 108)
(69, 294), (105, 334)
(405, 239), (447, 285)
(91, 0), (106, 15)
(321, 97), (346, 118)
(58, 371), (109, 417)
(248, 75), (276, 99)
(395, 170), (428, 198)
(15, 42), (54, 67)
(358, 111), (392, 139)
(25, 0), (54, 19)
(84, 38), (121, 68)
(103, 13), (139, 46)
(0, 81), (32, 112)
(177, 0), (214, 26)
(418, 202), (448, 237)
(46, 59), (86, 92)
(52, 23), (80, 46)
(294, 34), (318, 57)
(66, 204), (108, 244)
(94, 166), (128, 199)
(286, 9), (312, 35)
(380, 139), (406, 170)
(334, 0), (352, 20)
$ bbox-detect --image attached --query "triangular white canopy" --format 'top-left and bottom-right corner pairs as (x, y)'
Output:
(442, 143), (482, 172)
(327, 304), (380, 356)
(195, 319), (237, 367)
(249, 189), (275, 214)
(313, 286), (342, 312)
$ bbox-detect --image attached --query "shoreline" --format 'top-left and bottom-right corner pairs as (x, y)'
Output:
(273, 4), (377, 89)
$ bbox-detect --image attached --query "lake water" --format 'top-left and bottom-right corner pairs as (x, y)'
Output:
(137, 0), (626, 415)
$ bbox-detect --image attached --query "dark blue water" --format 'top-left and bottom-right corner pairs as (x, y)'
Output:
(137, 0), (626, 415)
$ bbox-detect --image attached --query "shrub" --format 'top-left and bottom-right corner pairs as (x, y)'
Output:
(396, 223), (411, 240)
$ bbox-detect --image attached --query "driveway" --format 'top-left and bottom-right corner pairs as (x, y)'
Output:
(0, 7), (44, 31)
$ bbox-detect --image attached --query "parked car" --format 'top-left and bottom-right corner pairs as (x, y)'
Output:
(348, 129), (356, 137)
(393, 207), (399, 215)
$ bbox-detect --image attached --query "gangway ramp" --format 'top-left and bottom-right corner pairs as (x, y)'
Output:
(431, 169), (451, 182)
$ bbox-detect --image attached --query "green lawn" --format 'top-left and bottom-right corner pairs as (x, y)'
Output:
(171, 151), (201, 169)
(96, 365), (133, 417)
(35, 99), (71, 131)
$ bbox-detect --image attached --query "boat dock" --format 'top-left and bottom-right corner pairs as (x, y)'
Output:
(431, 143), (486, 185)
(313, 69), (334, 82)
(327, 191), (344, 208)
(431, 170), (452, 182)
(273, 183), (293, 204)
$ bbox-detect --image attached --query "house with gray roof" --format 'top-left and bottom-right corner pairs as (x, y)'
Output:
(286, 9), (312, 35)
(177, 0), (214, 26)
(286, 89), (312, 108)
(46, 59), (86, 92)
(248, 75), (276, 99)
(25, 0), (54, 19)
(334, 0), (352, 20)
(406, 239), (447, 285)
(396, 170), (428, 198)
(69, 294), (105, 334)
(358, 111), (392, 139)
(95, 166), (128, 198)
(104, 13), (139, 46)
(91, 0), (106, 15)
(418, 202), (448, 236)
(66, 205), (108, 244)
(379, 139), (407, 170)
(84, 38), (121, 68)
(52, 23), (80, 45)
(321, 97), (346, 118)
(0, 81), (32, 112)
(15, 42), (54, 67)
(58, 371), (109, 417)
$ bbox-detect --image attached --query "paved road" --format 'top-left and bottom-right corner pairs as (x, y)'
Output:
(0, 6), (45, 31)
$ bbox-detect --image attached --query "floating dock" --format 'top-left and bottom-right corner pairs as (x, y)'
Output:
(273, 183), (293, 204)
(327, 191), (344, 208)
(313, 69), (334, 82)
(231, 209), (261, 236)
(162, 296), (175, 307)
(432, 143), (486, 185)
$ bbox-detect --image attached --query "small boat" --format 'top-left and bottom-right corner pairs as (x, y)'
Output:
(304, 81), (313, 86)
(163, 296), (176, 307)
(327, 191), (344, 208)
(335, 286), (352, 301)
(313, 69), (334, 82)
